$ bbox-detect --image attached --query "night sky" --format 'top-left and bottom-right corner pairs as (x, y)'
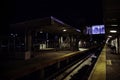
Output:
(6, 0), (103, 29)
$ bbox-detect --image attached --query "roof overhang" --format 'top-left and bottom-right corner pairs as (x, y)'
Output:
(10, 16), (81, 35)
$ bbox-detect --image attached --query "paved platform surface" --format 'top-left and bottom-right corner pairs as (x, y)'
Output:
(0, 50), (89, 80)
(106, 46), (120, 80)
(89, 45), (120, 80)
(88, 46), (106, 80)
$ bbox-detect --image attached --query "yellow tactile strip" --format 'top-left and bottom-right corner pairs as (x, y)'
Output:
(88, 46), (106, 80)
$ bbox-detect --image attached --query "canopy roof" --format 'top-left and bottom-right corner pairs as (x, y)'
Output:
(10, 16), (81, 34)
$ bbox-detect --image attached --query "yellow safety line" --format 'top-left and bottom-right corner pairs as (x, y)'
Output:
(88, 45), (106, 80)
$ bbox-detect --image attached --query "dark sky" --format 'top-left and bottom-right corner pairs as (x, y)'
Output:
(8, 0), (103, 28)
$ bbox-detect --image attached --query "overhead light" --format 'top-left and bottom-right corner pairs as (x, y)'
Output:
(10, 33), (13, 36)
(76, 29), (81, 32)
(40, 31), (43, 33)
(111, 24), (118, 26)
(108, 36), (112, 38)
(15, 34), (18, 36)
(63, 29), (67, 32)
(110, 30), (117, 33)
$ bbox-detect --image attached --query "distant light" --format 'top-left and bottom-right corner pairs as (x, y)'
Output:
(15, 34), (18, 36)
(76, 29), (81, 32)
(108, 36), (112, 38)
(11, 33), (13, 36)
(47, 40), (49, 42)
(40, 31), (43, 33)
(111, 24), (118, 26)
(21, 43), (24, 45)
(63, 29), (67, 32)
(110, 30), (117, 33)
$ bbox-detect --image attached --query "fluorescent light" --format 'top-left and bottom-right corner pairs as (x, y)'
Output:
(63, 29), (67, 32)
(76, 29), (81, 32)
(15, 34), (18, 36)
(110, 30), (117, 33)
(108, 36), (112, 38)
(111, 24), (118, 26)
(11, 33), (13, 36)
(40, 31), (43, 33)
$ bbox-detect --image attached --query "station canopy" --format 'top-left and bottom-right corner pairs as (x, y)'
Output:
(10, 16), (81, 35)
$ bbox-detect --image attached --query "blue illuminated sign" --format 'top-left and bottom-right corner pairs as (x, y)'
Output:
(92, 25), (105, 34)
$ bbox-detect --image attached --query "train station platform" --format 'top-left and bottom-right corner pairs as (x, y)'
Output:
(89, 45), (120, 80)
(106, 46), (120, 80)
(0, 48), (90, 80)
(88, 45), (106, 80)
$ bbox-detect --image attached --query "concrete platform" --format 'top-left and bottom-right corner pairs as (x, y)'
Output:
(106, 46), (120, 80)
(88, 45), (106, 80)
(89, 45), (120, 80)
(0, 50), (89, 80)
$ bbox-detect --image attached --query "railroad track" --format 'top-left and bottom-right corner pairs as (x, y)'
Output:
(46, 53), (97, 80)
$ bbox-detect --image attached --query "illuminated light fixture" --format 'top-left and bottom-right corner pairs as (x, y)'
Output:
(111, 24), (118, 26)
(15, 34), (18, 36)
(40, 31), (43, 33)
(11, 33), (13, 36)
(110, 30), (117, 33)
(63, 29), (67, 32)
(108, 36), (112, 38)
(76, 29), (81, 32)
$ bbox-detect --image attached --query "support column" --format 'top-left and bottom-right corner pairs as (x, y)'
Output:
(28, 31), (32, 52)
(118, 36), (120, 54)
(24, 30), (32, 60)
(76, 39), (79, 51)
(59, 36), (63, 49)
(72, 37), (79, 51)
(46, 33), (48, 48)
(71, 36), (74, 51)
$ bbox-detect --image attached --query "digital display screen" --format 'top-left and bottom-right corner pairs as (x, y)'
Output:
(92, 25), (105, 34)
(86, 26), (92, 35)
